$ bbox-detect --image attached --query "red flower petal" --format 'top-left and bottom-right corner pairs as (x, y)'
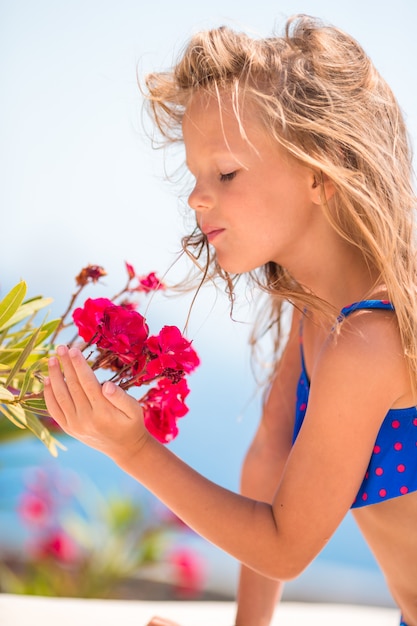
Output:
(72, 297), (113, 342)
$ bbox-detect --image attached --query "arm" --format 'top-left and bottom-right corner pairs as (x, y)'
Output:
(44, 310), (406, 580)
(235, 308), (301, 626)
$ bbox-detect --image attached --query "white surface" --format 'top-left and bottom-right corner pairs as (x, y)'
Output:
(0, 595), (400, 626)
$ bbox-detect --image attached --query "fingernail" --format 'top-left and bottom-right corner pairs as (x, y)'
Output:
(103, 381), (116, 396)
(57, 345), (67, 356)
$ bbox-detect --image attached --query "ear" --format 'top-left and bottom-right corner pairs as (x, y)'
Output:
(310, 171), (336, 205)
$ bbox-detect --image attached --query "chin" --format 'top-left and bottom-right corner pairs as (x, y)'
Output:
(218, 259), (260, 275)
(215, 249), (267, 275)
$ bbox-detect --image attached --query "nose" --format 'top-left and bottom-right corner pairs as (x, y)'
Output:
(188, 180), (213, 213)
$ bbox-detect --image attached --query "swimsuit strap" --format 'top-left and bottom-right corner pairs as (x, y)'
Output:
(338, 299), (394, 322)
(300, 300), (394, 380)
(298, 312), (308, 380)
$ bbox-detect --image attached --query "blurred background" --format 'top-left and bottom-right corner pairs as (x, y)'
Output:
(1, 0), (416, 606)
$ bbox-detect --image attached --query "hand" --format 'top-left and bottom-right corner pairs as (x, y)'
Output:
(145, 618), (182, 626)
(44, 345), (150, 461)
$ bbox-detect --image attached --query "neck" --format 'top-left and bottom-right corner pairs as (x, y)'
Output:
(290, 241), (382, 315)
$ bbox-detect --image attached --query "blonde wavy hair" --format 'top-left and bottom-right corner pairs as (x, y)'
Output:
(143, 15), (417, 383)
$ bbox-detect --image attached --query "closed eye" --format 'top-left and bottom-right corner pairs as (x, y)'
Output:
(219, 171), (237, 182)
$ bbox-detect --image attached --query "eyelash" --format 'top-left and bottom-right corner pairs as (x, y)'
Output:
(219, 171), (237, 182)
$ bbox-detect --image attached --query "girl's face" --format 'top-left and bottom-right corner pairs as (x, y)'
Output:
(182, 92), (325, 277)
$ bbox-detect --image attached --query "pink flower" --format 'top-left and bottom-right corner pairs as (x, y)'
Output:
(18, 492), (51, 526)
(33, 530), (80, 563)
(134, 271), (165, 293)
(141, 377), (190, 443)
(97, 304), (149, 366)
(169, 548), (205, 598)
(75, 265), (107, 287)
(145, 326), (200, 381)
(125, 261), (136, 280)
(72, 297), (113, 343)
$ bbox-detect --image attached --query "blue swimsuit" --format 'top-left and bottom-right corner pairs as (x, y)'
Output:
(293, 300), (417, 509)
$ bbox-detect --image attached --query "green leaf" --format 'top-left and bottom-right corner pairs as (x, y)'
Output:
(0, 349), (47, 367)
(0, 349), (28, 366)
(0, 404), (26, 429)
(0, 327), (9, 346)
(0, 282), (27, 329)
(0, 385), (15, 401)
(4, 323), (44, 387)
(36, 318), (61, 343)
(0, 296), (53, 332)
(20, 398), (49, 414)
(3, 402), (28, 426)
(1, 402), (66, 456)
(18, 360), (46, 400)
(2, 319), (60, 353)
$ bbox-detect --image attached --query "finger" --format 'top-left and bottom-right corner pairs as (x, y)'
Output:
(102, 380), (145, 420)
(45, 353), (78, 420)
(54, 345), (94, 414)
(59, 345), (109, 411)
(43, 364), (69, 431)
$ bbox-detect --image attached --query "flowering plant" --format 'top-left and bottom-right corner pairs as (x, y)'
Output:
(0, 465), (205, 599)
(0, 263), (200, 455)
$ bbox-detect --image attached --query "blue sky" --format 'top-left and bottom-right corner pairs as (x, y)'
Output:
(1, 0), (416, 300)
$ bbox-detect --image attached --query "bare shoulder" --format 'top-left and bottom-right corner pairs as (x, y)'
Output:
(313, 306), (413, 411)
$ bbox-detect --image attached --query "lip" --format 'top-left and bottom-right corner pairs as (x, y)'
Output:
(203, 228), (225, 243)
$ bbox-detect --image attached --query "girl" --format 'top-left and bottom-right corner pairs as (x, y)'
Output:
(44, 15), (417, 626)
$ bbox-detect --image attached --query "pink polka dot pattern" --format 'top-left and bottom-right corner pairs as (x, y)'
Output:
(294, 300), (417, 510)
(352, 406), (417, 507)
